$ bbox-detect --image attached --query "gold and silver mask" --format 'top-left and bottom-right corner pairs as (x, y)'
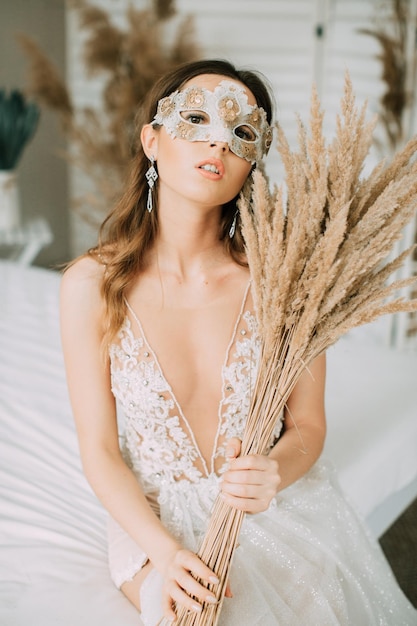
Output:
(152, 80), (272, 164)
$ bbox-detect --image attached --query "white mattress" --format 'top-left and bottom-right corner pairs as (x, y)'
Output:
(0, 260), (416, 625)
(0, 262), (140, 625)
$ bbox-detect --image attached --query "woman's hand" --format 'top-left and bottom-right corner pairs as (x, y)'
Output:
(160, 547), (220, 620)
(220, 438), (281, 513)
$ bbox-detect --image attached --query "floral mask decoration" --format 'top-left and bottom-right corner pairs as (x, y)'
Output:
(152, 80), (272, 164)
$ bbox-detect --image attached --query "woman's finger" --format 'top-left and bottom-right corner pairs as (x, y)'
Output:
(225, 437), (242, 459)
(220, 490), (270, 513)
(227, 453), (276, 472)
(162, 588), (176, 621)
(165, 578), (206, 614)
(162, 549), (219, 613)
(174, 569), (218, 606)
(225, 582), (234, 598)
(175, 549), (220, 587)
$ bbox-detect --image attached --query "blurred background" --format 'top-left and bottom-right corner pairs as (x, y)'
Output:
(1, 0), (416, 260)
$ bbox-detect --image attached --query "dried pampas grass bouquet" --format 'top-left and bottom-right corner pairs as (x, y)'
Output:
(159, 73), (417, 626)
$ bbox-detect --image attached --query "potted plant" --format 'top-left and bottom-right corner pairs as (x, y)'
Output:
(0, 88), (40, 231)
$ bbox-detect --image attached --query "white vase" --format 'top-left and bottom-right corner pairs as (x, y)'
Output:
(0, 170), (21, 232)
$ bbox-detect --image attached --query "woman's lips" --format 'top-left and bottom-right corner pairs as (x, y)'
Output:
(196, 159), (225, 179)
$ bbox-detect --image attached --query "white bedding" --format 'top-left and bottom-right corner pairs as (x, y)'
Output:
(0, 260), (416, 625)
(0, 262), (140, 625)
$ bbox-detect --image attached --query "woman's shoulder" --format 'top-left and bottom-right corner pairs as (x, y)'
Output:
(60, 253), (106, 311)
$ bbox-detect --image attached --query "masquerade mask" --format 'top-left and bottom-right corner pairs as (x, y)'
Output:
(152, 80), (272, 164)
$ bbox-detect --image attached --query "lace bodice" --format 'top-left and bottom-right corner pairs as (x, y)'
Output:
(109, 284), (283, 500)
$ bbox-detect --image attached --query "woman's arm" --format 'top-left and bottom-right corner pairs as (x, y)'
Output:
(268, 352), (327, 489)
(60, 257), (217, 617)
(221, 354), (327, 511)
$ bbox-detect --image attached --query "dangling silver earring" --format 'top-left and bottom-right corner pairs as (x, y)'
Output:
(229, 211), (238, 238)
(145, 156), (158, 213)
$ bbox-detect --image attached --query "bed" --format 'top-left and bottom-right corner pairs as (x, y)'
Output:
(1, 260), (416, 625)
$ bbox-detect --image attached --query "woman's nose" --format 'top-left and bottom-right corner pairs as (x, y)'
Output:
(210, 140), (229, 152)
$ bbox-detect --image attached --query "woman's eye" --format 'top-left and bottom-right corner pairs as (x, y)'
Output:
(181, 111), (209, 125)
(235, 125), (257, 142)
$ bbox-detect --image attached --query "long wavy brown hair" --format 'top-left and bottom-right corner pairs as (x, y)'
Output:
(90, 58), (274, 348)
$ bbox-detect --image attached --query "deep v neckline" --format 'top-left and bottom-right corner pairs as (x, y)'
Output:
(124, 281), (251, 477)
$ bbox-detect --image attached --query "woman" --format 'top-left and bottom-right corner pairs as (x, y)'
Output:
(60, 59), (416, 625)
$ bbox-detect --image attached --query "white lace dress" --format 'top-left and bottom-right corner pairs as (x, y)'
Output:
(108, 286), (416, 626)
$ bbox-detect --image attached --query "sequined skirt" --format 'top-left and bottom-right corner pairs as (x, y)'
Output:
(108, 461), (416, 626)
